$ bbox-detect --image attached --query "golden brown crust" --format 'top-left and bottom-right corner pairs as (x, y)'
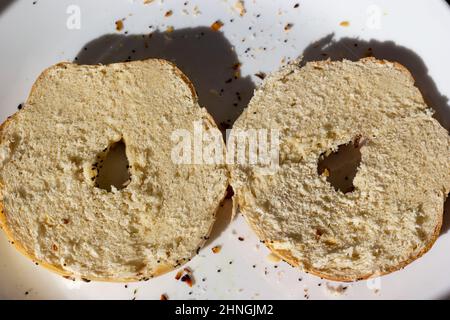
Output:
(0, 58), (226, 282)
(163, 59), (199, 103)
(242, 200), (444, 282)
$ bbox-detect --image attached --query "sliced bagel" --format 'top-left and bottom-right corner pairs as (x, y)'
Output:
(0, 59), (229, 281)
(230, 58), (450, 281)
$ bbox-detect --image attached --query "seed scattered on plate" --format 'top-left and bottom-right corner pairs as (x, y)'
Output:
(340, 20), (350, 27)
(255, 72), (266, 80)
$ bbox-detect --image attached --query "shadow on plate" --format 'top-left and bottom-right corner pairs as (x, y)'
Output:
(301, 34), (450, 236)
(75, 27), (255, 130)
(206, 198), (234, 246)
(0, 0), (15, 15)
(301, 34), (450, 131)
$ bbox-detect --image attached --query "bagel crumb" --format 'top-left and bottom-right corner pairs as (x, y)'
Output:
(212, 245), (222, 254)
(115, 20), (124, 31)
(211, 20), (223, 31)
(232, 63), (241, 71)
(183, 267), (192, 273)
(175, 271), (183, 280)
(255, 72), (266, 80)
(233, 0), (246, 16)
(284, 23), (293, 31)
(180, 274), (194, 287)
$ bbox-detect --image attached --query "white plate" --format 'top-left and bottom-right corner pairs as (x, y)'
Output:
(0, 0), (449, 300)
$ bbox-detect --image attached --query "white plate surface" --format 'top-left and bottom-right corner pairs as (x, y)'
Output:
(0, 0), (449, 300)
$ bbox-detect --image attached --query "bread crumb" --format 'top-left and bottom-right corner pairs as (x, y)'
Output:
(284, 23), (293, 31)
(340, 21), (350, 27)
(255, 72), (266, 80)
(193, 5), (201, 16)
(165, 10), (173, 17)
(181, 273), (194, 287)
(234, 0), (246, 16)
(325, 283), (349, 296)
(211, 20), (224, 31)
(143, 0), (154, 4)
(166, 26), (174, 33)
(115, 20), (124, 31)
(175, 271), (183, 280)
(212, 245), (222, 254)
(160, 294), (168, 300)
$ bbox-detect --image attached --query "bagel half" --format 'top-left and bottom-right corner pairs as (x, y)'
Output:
(0, 59), (229, 281)
(230, 58), (450, 281)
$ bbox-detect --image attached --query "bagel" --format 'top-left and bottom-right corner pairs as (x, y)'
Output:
(230, 58), (450, 281)
(0, 59), (229, 281)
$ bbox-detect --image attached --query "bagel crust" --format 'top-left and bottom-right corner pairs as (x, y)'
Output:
(0, 59), (229, 281)
(230, 58), (450, 282)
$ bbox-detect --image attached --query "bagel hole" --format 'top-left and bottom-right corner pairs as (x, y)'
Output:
(94, 139), (131, 192)
(317, 137), (364, 193)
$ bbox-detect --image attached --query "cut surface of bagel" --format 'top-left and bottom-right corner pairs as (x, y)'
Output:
(0, 59), (229, 281)
(230, 58), (450, 281)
